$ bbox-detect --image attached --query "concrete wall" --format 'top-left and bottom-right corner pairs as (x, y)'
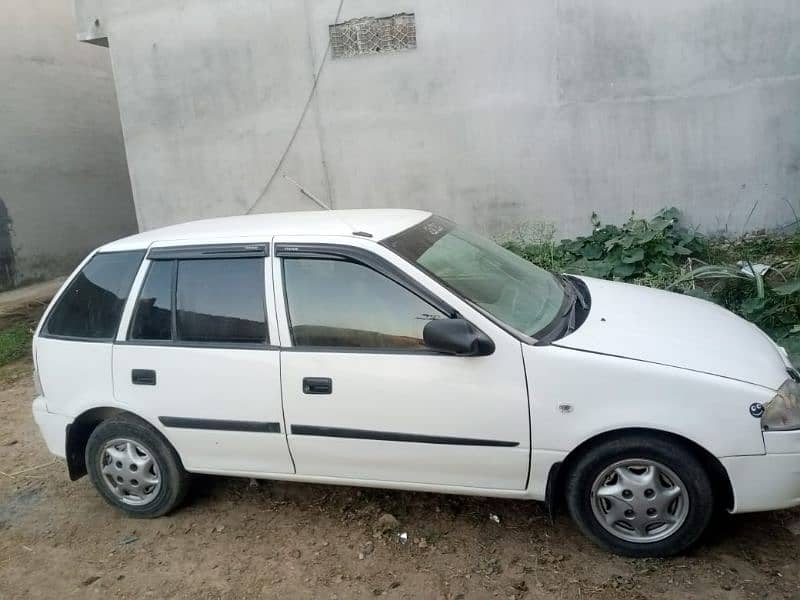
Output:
(0, 0), (136, 289)
(81, 0), (800, 237)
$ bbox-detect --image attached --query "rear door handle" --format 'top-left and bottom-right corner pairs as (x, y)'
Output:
(132, 369), (157, 386)
(303, 377), (332, 394)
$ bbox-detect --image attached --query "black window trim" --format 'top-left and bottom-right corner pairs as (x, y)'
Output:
(40, 249), (146, 344)
(124, 253), (272, 349)
(276, 242), (493, 354)
(147, 243), (269, 261)
(276, 243), (456, 316)
(116, 338), (281, 351)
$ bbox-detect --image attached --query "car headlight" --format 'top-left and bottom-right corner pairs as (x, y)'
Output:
(762, 378), (800, 431)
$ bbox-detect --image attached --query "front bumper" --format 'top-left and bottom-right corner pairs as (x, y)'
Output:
(32, 396), (71, 458)
(723, 430), (800, 513)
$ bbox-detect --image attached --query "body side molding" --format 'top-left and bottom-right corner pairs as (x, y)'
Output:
(159, 417), (281, 433)
(290, 425), (519, 447)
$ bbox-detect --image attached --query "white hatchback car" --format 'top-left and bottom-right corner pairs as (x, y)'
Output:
(32, 209), (800, 556)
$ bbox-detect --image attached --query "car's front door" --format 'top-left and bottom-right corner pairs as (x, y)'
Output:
(274, 237), (530, 491)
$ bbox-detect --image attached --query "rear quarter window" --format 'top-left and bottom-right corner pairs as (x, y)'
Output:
(43, 251), (144, 340)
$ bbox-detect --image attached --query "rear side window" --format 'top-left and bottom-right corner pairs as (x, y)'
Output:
(176, 259), (267, 344)
(44, 251), (144, 340)
(129, 257), (267, 345)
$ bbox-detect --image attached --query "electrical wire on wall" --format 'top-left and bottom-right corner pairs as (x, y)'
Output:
(244, 0), (345, 215)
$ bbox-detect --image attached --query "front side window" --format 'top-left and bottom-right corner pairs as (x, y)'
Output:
(384, 216), (565, 337)
(283, 258), (445, 348)
(128, 257), (267, 345)
(45, 251), (144, 340)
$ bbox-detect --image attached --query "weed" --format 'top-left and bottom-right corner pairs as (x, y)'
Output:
(0, 321), (33, 367)
(503, 208), (800, 362)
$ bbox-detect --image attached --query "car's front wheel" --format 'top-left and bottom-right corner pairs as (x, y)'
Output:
(565, 434), (714, 557)
(86, 414), (189, 517)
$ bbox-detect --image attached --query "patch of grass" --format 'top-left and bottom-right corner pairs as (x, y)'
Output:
(0, 321), (33, 367)
(496, 221), (567, 273)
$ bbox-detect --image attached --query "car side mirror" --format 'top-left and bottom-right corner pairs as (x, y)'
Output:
(423, 318), (495, 356)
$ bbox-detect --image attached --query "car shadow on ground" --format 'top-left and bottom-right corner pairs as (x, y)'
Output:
(185, 473), (791, 557)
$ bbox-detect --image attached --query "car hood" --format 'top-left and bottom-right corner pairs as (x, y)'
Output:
(554, 276), (790, 390)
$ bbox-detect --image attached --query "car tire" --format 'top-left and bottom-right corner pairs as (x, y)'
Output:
(564, 434), (713, 557)
(86, 414), (190, 518)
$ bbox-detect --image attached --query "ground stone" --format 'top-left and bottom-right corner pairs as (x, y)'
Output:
(376, 513), (400, 532)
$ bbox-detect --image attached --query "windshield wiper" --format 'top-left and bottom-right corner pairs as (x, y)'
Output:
(557, 274), (588, 333)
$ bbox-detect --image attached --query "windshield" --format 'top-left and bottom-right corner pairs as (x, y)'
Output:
(384, 216), (566, 337)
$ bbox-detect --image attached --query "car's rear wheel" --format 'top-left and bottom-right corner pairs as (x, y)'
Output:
(86, 414), (189, 517)
(565, 434), (713, 557)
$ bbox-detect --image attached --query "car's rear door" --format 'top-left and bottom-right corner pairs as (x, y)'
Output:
(112, 242), (294, 475)
(274, 236), (530, 491)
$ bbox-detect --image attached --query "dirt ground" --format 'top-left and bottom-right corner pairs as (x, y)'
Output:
(2, 360), (800, 599)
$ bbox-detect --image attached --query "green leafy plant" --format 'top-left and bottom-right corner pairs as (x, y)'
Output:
(561, 208), (705, 280)
(502, 208), (800, 363)
(675, 255), (800, 361)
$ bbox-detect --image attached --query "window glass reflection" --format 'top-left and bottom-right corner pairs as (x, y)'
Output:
(283, 258), (443, 348)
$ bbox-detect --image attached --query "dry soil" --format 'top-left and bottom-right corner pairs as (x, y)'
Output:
(2, 359), (800, 599)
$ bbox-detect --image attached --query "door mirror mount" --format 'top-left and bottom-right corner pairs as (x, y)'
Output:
(422, 318), (495, 356)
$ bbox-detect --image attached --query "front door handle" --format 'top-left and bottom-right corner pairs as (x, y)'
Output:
(132, 369), (157, 386)
(303, 377), (332, 394)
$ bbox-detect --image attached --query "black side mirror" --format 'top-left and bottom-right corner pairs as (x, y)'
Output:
(423, 318), (495, 356)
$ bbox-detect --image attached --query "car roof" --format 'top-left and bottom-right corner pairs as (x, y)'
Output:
(99, 209), (432, 252)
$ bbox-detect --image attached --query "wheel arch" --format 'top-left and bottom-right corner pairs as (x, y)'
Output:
(65, 407), (169, 480)
(545, 427), (733, 517)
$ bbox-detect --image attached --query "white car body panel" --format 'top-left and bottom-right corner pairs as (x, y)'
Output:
(273, 234), (530, 490)
(722, 453), (800, 512)
(36, 337), (114, 416)
(524, 343), (771, 460)
(28, 209), (800, 519)
(99, 210), (432, 253)
(32, 396), (70, 458)
(111, 344), (293, 474)
(280, 350), (530, 489)
(557, 276), (788, 390)
(763, 429), (800, 454)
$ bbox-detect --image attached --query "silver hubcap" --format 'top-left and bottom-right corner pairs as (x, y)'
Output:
(590, 458), (689, 543)
(99, 438), (161, 506)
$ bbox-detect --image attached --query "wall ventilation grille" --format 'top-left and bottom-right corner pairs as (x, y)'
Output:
(330, 13), (416, 59)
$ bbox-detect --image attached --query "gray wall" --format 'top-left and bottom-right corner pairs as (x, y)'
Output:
(79, 0), (800, 238)
(0, 0), (136, 289)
